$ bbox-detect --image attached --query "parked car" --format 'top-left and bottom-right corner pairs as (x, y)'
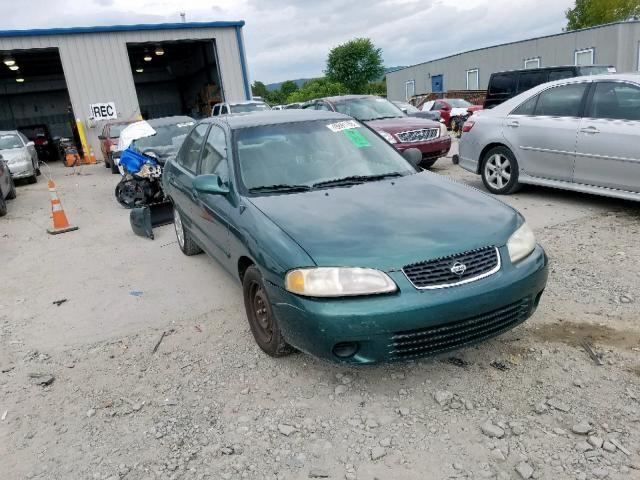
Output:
(271, 105), (285, 110)
(305, 95), (450, 168)
(421, 99), (484, 129)
(163, 110), (548, 363)
(392, 101), (441, 122)
(0, 153), (17, 217)
(17, 124), (60, 161)
(99, 120), (135, 173)
(0, 131), (40, 184)
(212, 101), (271, 116)
(284, 103), (302, 109)
(457, 73), (640, 202)
(484, 65), (616, 109)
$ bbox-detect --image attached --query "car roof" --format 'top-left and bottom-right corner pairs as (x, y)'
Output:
(228, 100), (267, 106)
(0, 130), (20, 135)
(322, 94), (378, 103)
(490, 65), (614, 75)
(202, 109), (351, 129)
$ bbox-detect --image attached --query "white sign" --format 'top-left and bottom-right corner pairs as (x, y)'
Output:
(326, 120), (360, 132)
(90, 102), (117, 120)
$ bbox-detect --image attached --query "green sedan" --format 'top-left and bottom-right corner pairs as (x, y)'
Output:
(163, 110), (548, 364)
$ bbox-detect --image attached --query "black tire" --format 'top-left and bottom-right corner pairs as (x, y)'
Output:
(481, 146), (521, 195)
(420, 159), (437, 169)
(104, 154), (111, 168)
(173, 207), (202, 256)
(6, 177), (16, 200)
(111, 158), (120, 174)
(242, 265), (293, 357)
(27, 174), (37, 184)
(0, 193), (6, 217)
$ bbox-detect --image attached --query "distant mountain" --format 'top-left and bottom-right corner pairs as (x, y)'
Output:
(265, 67), (406, 91)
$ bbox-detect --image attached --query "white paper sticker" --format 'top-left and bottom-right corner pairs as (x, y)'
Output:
(326, 120), (360, 132)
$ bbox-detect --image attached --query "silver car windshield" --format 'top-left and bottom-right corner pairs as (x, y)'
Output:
(234, 119), (414, 192)
(0, 134), (23, 150)
(333, 98), (404, 121)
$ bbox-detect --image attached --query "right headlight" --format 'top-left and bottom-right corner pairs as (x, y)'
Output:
(285, 267), (397, 297)
(377, 130), (397, 144)
(507, 222), (536, 263)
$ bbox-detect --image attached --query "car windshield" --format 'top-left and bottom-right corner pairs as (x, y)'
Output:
(231, 103), (271, 113)
(0, 134), (23, 150)
(132, 122), (194, 154)
(19, 126), (46, 140)
(447, 99), (472, 108)
(234, 119), (414, 193)
(109, 124), (129, 138)
(333, 97), (404, 121)
(579, 66), (615, 75)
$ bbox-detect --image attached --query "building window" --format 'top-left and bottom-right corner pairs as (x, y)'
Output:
(524, 57), (541, 69)
(575, 48), (594, 66)
(405, 80), (415, 101)
(466, 69), (479, 90)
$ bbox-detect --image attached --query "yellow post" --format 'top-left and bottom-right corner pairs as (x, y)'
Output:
(75, 119), (91, 163)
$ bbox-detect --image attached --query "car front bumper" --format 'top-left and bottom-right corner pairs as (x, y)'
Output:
(266, 245), (548, 364)
(8, 160), (35, 179)
(394, 135), (452, 162)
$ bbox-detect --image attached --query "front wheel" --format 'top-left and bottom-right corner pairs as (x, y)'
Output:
(6, 177), (16, 199)
(173, 207), (202, 256)
(242, 266), (293, 357)
(481, 146), (521, 195)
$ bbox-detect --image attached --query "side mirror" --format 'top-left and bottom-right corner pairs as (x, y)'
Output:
(26, 141), (35, 147)
(193, 174), (229, 195)
(402, 148), (422, 168)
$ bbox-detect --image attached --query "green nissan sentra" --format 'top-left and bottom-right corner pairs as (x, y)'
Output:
(163, 110), (548, 364)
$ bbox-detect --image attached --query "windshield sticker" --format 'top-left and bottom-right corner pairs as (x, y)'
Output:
(326, 120), (360, 132)
(342, 128), (371, 148)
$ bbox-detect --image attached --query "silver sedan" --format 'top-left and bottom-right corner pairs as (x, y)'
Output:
(0, 131), (40, 184)
(458, 73), (640, 202)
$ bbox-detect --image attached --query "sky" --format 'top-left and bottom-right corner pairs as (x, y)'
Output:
(1, 0), (576, 84)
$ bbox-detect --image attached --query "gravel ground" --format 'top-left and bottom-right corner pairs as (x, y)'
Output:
(1, 146), (639, 480)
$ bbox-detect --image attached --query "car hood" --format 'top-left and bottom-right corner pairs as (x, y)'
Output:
(365, 117), (440, 134)
(248, 172), (520, 271)
(0, 148), (28, 161)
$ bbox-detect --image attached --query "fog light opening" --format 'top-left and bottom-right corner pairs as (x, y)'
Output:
(332, 342), (359, 359)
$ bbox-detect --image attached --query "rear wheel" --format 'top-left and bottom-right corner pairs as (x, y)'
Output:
(481, 146), (521, 194)
(173, 207), (202, 256)
(6, 177), (16, 200)
(0, 193), (6, 217)
(110, 157), (119, 174)
(242, 265), (293, 357)
(104, 154), (110, 168)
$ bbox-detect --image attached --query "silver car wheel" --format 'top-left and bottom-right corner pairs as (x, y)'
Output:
(174, 208), (185, 248)
(485, 153), (511, 189)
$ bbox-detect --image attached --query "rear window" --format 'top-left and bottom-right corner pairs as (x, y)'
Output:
(579, 66), (615, 76)
(517, 71), (548, 93)
(548, 69), (575, 82)
(489, 74), (515, 94)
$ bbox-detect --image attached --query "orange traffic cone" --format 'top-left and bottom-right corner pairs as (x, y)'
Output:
(46, 180), (78, 235)
(89, 147), (97, 164)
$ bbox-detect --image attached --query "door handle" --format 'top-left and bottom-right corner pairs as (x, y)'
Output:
(506, 120), (520, 128)
(580, 126), (600, 134)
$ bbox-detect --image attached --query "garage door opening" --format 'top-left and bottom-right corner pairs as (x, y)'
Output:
(126, 40), (223, 120)
(0, 48), (75, 160)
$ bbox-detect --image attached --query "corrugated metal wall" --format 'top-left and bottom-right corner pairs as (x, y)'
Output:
(0, 26), (247, 159)
(387, 22), (640, 101)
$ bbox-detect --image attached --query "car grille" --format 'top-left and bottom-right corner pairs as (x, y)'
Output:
(396, 128), (440, 143)
(388, 298), (532, 359)
(403, 246), (499, 289)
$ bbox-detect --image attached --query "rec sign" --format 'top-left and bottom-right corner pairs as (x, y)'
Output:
(89, 102), (117, 120)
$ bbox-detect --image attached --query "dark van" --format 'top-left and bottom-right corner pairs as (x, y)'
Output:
(484, 65), (615, 108)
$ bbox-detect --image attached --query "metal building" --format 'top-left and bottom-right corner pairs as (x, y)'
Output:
(387, 21), (640, 101)
(0, 21), (250, 161)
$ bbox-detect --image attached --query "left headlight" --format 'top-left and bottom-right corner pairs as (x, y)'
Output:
(285, 267), (397, 297)
(507, 222), (536, 263)
(377, 130), (397, 144)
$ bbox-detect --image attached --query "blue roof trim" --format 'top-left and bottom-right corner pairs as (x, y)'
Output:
(0, 21), (245, 38)
(235, 26), (251, 101)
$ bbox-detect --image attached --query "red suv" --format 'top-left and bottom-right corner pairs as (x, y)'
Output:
(420, 98), (483, 129)
(99, 120), (135, 173)
(305, 95), (451, 168)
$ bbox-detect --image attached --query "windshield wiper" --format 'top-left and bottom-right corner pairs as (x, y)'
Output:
(313, 172), (401, 188)
(248, 184), (312, 193)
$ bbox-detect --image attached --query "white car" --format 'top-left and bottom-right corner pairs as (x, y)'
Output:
(0, 130), (39, 184)
(211, 101), (271, 116)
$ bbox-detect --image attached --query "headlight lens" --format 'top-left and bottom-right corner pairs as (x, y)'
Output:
(285, 267), (397, 297)
(377, 130), (397, 144)
(507, 222), (536, 263)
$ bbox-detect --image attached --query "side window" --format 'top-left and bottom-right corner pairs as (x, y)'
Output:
(178, 124), (208, 172)
(316, 102), (331, 111)
(221, 105), (230, 114)
(489, 74), (515, 95)
(433, 101), (445, 110)
(534, 83), (588, 117)
(19, 132), (30, 145)
(302, 102), (316, 110)
(212, 105), (221, 116)
(549, 69), (574, 82)
(517, 71), (547, 93)
(511, 95), (538, 116)
(587, 82), (640, 121)
(199, 126), (229, 180)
